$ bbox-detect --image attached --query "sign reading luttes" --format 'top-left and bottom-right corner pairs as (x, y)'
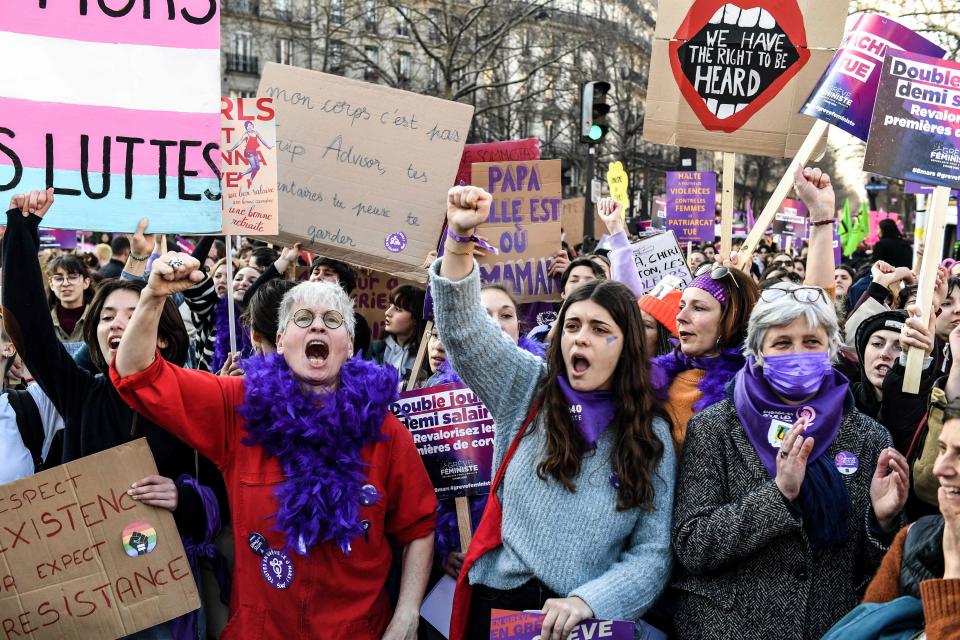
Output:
(258, 63), (474, 282)
(0, 1), (222, 233)
(643, 0), (848, 157)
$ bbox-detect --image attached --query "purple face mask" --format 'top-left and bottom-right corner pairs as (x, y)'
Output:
(761, 352), (833, 401)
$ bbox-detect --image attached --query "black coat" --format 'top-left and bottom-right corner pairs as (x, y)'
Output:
(2, 208), (227, 539)
(872, 237), (914, 269)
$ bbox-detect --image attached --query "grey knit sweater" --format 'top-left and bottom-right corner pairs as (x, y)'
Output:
(429, 260), (676, 624)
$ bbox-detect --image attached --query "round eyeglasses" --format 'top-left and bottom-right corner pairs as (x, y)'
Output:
(759, 286), (827, 305)
(292, 308), (345, 330)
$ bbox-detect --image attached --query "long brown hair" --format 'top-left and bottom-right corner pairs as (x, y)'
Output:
(536, 280), (666, 511)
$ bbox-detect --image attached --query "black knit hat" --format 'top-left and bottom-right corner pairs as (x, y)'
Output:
(854, 310), (907, 362)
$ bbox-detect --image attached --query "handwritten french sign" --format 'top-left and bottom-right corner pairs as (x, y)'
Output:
(257, 63), (474, 282)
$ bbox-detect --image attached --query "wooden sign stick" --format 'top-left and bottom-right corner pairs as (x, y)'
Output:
(720, 152), (736, 257)
(159, 235), (168, 255)
(913, 194), (928, 273)
(455, 496), (473, 551)
(686, 241), (692, 260)
(404, 320), (434, 392)
(903, 185), (950, 394)
(737, 119), (829, 265)
(225, 235), (239, 356)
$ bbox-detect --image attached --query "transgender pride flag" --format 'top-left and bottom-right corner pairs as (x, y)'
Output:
(0, 2), (222, 233)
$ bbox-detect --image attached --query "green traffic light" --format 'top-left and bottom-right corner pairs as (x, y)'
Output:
(589, 124), (603, 141)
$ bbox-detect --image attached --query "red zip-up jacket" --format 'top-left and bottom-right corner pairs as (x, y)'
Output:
(111, 355), (436, 639)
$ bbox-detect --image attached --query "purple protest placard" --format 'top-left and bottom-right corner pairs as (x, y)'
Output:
(488, 609), (662, 640)
(863, 50), (960, 191)
(905, 182), (960, 198)
(391, 383), (493, 499)
(665, 172), (716, 243)
(772, 198), (809, 238)
(38, 228), (78, 250)
(802, 14), (945, 141)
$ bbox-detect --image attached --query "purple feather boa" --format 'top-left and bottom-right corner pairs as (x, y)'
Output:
(431, 334), (546, 385)
(211, 296), (253, 373)
(651, 345), (745, 411)
(239, 352), (399, 555)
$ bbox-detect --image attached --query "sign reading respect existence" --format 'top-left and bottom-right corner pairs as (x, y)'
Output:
(666, 171), (716, 242)
(220, 97), (279, 236)
(0, 2), (221, 233)
(472, 160), (563, 303)
(630, 230), (694, 295)
(863, 52), (960, 191)
(258, 63), (474, 283)
(643, 0), (848, 157)
(391, 383), (494, 500)
(0, 440), (200, 640)
(801, 14), (945, 141)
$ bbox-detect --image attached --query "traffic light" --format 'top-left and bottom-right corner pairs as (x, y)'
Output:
(579, 80), (611, 144)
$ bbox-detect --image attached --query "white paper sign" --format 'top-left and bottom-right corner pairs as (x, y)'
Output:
(629, 230), (693, 295)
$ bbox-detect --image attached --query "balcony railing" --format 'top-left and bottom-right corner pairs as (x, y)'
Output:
(226, 53), (259, 74)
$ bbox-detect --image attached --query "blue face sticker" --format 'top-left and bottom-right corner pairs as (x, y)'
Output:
(606, 336), (619, 344)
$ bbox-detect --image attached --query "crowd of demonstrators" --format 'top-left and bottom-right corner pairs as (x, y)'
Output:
(6, 160), (960, 640)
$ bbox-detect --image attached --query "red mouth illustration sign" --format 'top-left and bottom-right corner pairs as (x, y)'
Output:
(669, 0), (811, 133)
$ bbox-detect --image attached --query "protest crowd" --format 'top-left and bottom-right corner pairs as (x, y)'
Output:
(4, 3), (960, 640)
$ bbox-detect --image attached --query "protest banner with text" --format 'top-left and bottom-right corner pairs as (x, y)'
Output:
(0, 3), (221, 233)
(472, 160), (562, 303)
(258, 64), (474, 282)
(643, 0), (847, 157)
(630, 230), (693, 295)
(771, 197), (808, 238)
(488, 609), (661, 640)
(391, 383), (494, 500)
(0, 440), (200, 640)
(801, 14), (945, 141)
(455, 139), (540, 187)
(863, 52), (960, 192)
(220, 97), (279, 236)
(666, 171), (716, 242)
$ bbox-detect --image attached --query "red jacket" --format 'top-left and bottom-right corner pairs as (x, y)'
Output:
(111, 355), (436, 639)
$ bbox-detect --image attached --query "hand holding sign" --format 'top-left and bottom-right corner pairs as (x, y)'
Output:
(128, 474), (178, 511)
(540, 597), (594, 640)
(597, 197), (625, 236)
(901, 304), (935, 356)
(129, 217), (159, 258)
(446, 186), (492, 235)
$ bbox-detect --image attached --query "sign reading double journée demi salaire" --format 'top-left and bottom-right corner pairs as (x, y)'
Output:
(391, 383), (494, 500)
(0, 3), (222, 233)
(801, 14), (946, 142)
(666, 171), (716, 242)
(472, 160), (562, 303)
(862, 52), (960, 191)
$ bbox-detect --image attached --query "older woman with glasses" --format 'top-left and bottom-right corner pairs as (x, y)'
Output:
(670, 280), (910, 640)
(110, 255), (437, 640)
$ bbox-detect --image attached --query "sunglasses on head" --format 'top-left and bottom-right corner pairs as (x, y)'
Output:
(694, 263), (740, 289)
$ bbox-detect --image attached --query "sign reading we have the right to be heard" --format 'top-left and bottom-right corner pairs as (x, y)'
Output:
(258, 63), (474, 283)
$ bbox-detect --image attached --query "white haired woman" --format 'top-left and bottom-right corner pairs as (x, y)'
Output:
(670, 281), (911, 640)
(111, 254), (437, 640)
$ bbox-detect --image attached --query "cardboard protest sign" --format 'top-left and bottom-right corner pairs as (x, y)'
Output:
(455, 139), (540, 187)
(561, 197), (608, 247)
(472, 160), (562, 303)
(863, 52), (960, 191)
(352, 269), (419, 341)
(801, 14), (945, 141)
(666, 171), (716, 242)
(629, 230), (694, 295)
(391, 383), (494, 500)
(0, 440), (200, 639)
(0, 3), (221, 233)
(643, 0), (847, 157)
(488, 609), (660, 640)
(257, 64), (474, 282)
(606, 161), (630, 214)
(220, 97), (279, 236)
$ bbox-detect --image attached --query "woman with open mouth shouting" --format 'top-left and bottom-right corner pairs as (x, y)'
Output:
(111, 255), (437, 639)
(432, 185), (675, 640)
(671, 280), (910, 640)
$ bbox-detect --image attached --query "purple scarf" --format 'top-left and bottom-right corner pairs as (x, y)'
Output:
(239, 352), (398, 555)
(211, 295), (252, 373)
(733, 356), (849, 476)
(733, 355), (852, 551)
(556, 375), (616, 448)
(651, 345), (745, 411)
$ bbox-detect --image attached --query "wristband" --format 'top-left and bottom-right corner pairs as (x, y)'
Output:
(129, 253), (150, 262)
(810, 219), (836, 227)
(446, 228), (499, 255)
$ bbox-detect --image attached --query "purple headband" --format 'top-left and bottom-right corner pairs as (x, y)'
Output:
(689, 273), (727, 306)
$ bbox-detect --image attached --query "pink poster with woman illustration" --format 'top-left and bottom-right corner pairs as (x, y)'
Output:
(220, 97), (279, 235)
